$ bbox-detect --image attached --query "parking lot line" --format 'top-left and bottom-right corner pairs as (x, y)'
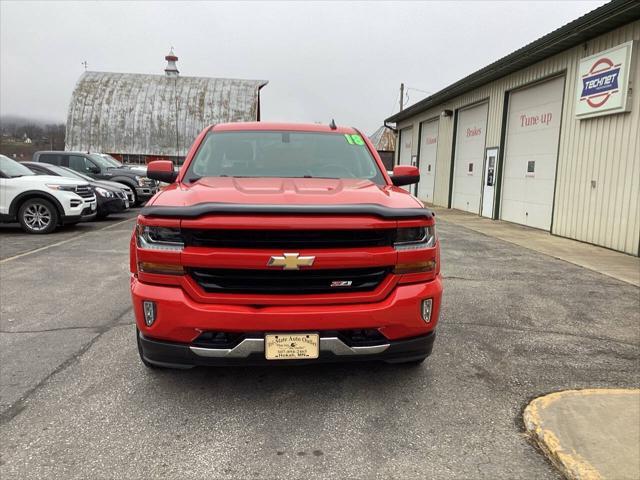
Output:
(0, 217), (136, 264)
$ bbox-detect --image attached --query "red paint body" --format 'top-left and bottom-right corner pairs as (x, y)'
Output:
(131, 122), (442, 354)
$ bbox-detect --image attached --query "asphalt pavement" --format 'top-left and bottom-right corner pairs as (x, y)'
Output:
(0, 217), (638, 479)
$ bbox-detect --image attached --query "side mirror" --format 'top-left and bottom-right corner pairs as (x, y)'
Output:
(147, 160), (178, 183)
(88, 165), (101, 174)
(390, 165), (420, 187)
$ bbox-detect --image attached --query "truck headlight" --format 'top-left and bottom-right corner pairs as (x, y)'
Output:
(137, 225), (184, 251)
(394, 226), (436, 250)
(46, 184), (76, 191)
(135, 175), (145, 186)
(95, 187), (113, 198)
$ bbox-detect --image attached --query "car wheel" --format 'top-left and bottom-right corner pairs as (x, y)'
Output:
(18, 198), (59, 234)
(136, 327), (162, 369)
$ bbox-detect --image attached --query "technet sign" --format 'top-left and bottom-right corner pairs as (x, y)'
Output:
(576, 41), (635, 119)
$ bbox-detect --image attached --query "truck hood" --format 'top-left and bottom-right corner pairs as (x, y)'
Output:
(17, 175), (87, 187)
(149, 177), (422, 210)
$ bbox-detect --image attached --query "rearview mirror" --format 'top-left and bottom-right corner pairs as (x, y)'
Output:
(147, 160), (178, 183)
(390, 165), (420, 187)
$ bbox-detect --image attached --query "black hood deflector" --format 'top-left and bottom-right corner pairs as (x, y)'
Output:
(141, 202), (433, 220)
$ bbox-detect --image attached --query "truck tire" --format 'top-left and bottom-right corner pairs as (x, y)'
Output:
(18, 198), (59, 234)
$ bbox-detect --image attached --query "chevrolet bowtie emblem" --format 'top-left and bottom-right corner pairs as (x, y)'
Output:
(267, 253), (316, 270)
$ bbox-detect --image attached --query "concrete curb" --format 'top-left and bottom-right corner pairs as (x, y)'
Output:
(523, 389), (640, 480)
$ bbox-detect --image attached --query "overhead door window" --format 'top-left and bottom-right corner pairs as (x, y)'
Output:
(500, 76), (564, 231)
(451, 102), (488, 214)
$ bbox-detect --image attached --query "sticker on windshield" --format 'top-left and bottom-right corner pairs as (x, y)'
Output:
(344, 134), (365, 146)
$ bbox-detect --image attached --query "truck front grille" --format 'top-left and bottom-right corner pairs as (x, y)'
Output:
(75, 185), (94, 199)
(182, 229), (396, 249)
(188, 267), (391, 295)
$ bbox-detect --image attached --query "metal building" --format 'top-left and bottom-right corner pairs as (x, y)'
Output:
(65, 50), (268, 165)
(386, 0), (640, 255)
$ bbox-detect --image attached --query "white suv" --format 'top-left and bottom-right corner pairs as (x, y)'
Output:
(0, 155), (97, 234)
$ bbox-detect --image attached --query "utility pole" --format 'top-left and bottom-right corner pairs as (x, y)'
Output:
(399, 83), (405, 111)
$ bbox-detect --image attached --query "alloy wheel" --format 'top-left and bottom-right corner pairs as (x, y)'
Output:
(23, 203), (52, 232)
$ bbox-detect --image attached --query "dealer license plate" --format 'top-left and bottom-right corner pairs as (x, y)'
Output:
(265, 333), (319, 360)
(90, 202), (96, 211)
(125, 200), (129, 208)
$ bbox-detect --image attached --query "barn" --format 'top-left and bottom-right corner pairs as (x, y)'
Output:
(369, 126), (397, 171)
(65, 50), (267, 165)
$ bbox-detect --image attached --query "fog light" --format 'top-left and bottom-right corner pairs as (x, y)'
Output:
(143, 301), (156, 326)
(421, 299), (433, 323)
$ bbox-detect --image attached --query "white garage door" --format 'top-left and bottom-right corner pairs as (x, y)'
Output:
(501, 76), (564, 230)
(452, 102), (488, 213)
(398, 127), (413, 166)
(417, 119), (438, 203)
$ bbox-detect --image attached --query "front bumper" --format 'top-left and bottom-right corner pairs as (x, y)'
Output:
(132, 275), (442, 344)
(138, 329), (435, 368)
(135, 186), (159, 201)
(98, 197), (126, 215)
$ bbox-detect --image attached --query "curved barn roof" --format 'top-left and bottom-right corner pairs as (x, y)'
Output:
(65, 71), (268, 156)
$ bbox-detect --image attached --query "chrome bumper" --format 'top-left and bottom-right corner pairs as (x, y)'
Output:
(189, 337), (390, 358)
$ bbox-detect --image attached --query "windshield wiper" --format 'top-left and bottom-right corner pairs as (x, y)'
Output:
(188, 176), (202, 183)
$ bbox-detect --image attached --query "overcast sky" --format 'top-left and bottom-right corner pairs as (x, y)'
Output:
(1, 0), (607, 134)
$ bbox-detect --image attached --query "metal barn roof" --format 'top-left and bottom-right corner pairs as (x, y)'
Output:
(66, 71), (268, 156)
(369, 126), (397, 151)
(386, 0), (640, 124)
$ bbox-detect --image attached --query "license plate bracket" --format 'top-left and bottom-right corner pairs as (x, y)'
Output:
(265, 333), (320, 360)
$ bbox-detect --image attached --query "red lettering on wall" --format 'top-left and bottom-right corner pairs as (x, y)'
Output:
(466, 127), (481, 137)
(426, 137), (437, 145)
(520, 112), (553, 127)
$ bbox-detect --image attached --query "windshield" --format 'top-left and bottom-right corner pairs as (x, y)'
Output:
(89, 154), (118, 169)
(185, 131), (384, 184)
(98, 154), (123, 168)
(0, 156), (35, 177)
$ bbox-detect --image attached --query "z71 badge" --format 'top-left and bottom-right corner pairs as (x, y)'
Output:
(330, 281), (353, 287)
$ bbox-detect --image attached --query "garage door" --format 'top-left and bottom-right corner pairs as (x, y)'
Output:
(452, 102), (488, 213)
(417, 119), (438, 203)
(398, 127), (413, 166)
(500, 76), (564, 230)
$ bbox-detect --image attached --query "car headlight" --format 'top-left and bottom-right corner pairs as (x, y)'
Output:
(135, 176), (153, 187)
(394, 226), (436, 250)
(46, 184), (76, 191)
(137, 225), (184, 251)
(95, 187), (113, 198)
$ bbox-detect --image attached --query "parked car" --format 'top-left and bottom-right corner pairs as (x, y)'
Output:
(58, 167), (136, 205)
(0, 155), (96, 234)
(31, 151), (159, 205)
(94, 153), (180, 185)
(132, 122), (442, 369)
(22, 162), (129, 218)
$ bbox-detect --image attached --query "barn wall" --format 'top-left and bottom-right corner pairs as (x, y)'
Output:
(65, 72), (267, 157)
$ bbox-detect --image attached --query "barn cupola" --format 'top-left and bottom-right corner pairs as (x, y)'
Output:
(164, 48), (179, 77)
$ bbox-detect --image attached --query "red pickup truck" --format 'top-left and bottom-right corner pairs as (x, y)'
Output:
(131, 122), (442, 368)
